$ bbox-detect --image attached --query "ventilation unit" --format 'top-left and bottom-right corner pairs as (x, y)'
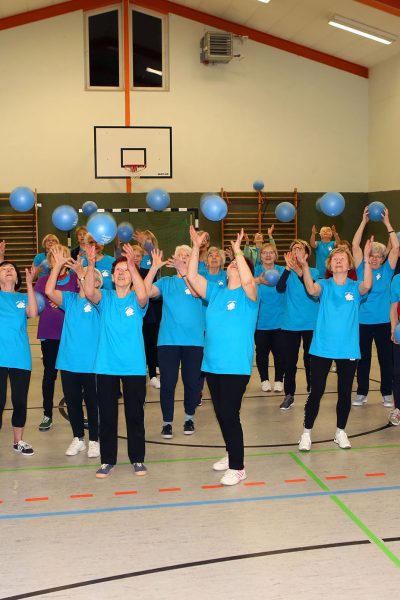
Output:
(200, 32), (233, 64)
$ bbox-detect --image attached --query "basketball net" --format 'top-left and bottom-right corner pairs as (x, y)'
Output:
(123, 164), (146, 179)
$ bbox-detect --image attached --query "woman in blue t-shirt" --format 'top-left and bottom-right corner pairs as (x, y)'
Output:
(187, 226), (259, 487)
(84, 243), (149, 479)
(0, 261), (38, 455)
(83, 233), (115, 290)
(352, 207), (399, 407)
(297, 242), (372, 452)
(254, 242), (285, 394)
(202, 247), (227, 286)
(32, 233), (59, 279)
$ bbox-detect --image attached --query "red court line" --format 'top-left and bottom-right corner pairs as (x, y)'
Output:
(285, 478), (307, 483)
(244, 482), (265, 486)
(25, 497), (49, 502)
(365, 473), (386, 477)
(201, 484), (224, 489)
(325, 476), (348, 480)
(114, 491), (138, 496)
(70, 494), (94, 499)
(159, 488), (182, 492)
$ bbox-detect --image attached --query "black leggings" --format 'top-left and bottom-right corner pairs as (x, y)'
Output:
(0, 368), (31, 429)
(60, 371), (98, 440)
(283, 330), (313, 396)
(97, 374), (146, 465)
(143, 322), (159, 379)
(254, 329), (285, 382)
(41, 339), (60, 418)
(304, 356), (357, 430)
(357, 323), (393, 396)
(393, 343), (400, 410)
(205, 373), (250, 471)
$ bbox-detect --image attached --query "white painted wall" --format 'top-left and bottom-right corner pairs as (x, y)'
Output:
(369, 52), (400, 192)
(0, 10), (368, 193)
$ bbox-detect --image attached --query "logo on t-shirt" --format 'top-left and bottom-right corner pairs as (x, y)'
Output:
(83, 303), (92, 313)
(184, 288), (192, 295)
(227, 301), (236, 311)
(16, 300), (26, 309)
(102, 270), (109, 278)
(345, 292), (354, 301)
(376, 273), (381, 281)
(328, 246), (333, 252)
(218, 280), (224, 286)
(146, 259), (151, 266)
(125, 306), (135, 317)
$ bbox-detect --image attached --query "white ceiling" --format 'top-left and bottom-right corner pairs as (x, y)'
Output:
(1, 0), (400, 68)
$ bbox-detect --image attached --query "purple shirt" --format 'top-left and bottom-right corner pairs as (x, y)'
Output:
(34, 272), (79, 340)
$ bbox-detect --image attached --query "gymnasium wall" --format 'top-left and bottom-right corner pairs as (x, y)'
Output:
(0, 11), (368, 194)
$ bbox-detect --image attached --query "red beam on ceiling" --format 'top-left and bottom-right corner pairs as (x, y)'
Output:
(355, 0), (400, 17)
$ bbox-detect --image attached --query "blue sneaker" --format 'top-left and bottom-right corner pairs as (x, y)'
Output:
(95, 464), (114, 479)
(133, 462), (147, 476)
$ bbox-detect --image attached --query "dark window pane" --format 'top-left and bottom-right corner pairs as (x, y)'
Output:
(132, 10), (163, 88)
(88, 10), (119, 87)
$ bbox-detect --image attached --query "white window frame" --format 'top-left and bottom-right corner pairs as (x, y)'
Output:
(130, 6), (169, 92)
(84, 4), (123, 91)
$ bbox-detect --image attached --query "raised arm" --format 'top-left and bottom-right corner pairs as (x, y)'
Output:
(0, 240), (5, 262)
(122, 243), (148, 308)
(144, 249), (165, 298)
(382, 208), (399, 269)
(352, 207), (369, 268)
(25, 266), (38, 318)
(232, 229), (257, 301)
(84, 243), (102, 304)
(390, 302), (399, 343)
(310, 225), (317, 249)
(186, 225), (208, 299)
(332, 224), (341, 246)
(295, 249), (321, 297)
(45, 246), (69, 306)
(359, 237), (373, 296)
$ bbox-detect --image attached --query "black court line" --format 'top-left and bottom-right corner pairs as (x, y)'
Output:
(2, 536), (399, 600)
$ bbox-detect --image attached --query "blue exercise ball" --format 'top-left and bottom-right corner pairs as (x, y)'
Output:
(316, 197), (322, 213)
(201, 194), (228, 222)
(87, 212), (117, 245)
(34, 291), (46, 314)
(253, 180), (264, 191)
(146, 188), (170, 211)
(52, 205), (78, 231)
(82, 201), (98, 217)
(275, 202), (296, 223)
(264, 268), (280, 286)
(117, 222), (134, 243)
(368, 201), (385, 222)
(319, 192), (345, 217)
(9, 186), (35, 212)
(40, 258), (49, 273)
(394, 323), (400, 344)
(396, 232), (400, 241)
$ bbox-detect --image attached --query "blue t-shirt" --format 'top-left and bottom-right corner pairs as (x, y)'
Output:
(315, 241), (335, 278)
(155, 276), (205, 346)
(203, 270), (227, 288)
(140, 255), (152, 270)
(310, 278), (362, 359)
(255, 264), (285, 330)
(280, 268), (319, 331)
(357, 260), (394, 324)
(82, 255), (115, 290)
(202, 284), (259, 375)
(56, 292), (100, 373)
(33, 252), (50, 277)
(94, 290), (148, 376)
(0, 292), (31, 370)
(390, 274), (400, 304)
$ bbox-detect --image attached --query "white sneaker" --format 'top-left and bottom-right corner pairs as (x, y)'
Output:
(87, 440), (100, 458)
(334, 430), (351, 449)
(274, 381), (283, 393)
(213, 455), (229, 471)
(65, 438), (86, 456)
(298, 432), (311, 452)
(383, 395), (394, 407)
(389, 408), (400, 426)
(352, 394), (367, 406)
(220, 468), (247, 486)
(261, 380), (271, 392)
(149, 376), (160, 389)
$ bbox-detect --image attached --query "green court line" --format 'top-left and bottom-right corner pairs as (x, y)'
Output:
(1, 442), (400, 474)
(290, 452), (400, 568)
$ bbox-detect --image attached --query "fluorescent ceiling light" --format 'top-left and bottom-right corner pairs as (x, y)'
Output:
(258, 0), (271, 4)
(329, 15), (397, 45)
(146, 67), (163, 76)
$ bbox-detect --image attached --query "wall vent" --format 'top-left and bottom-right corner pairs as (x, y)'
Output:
(200, 32), (233, 64)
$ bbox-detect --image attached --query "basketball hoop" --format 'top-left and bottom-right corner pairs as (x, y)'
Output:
(123, 164), (146, 179)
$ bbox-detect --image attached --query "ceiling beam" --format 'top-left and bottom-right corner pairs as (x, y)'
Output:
(355, 0), (400, 17)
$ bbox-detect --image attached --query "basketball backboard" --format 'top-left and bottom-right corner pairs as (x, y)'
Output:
(94, 126), (172, 179)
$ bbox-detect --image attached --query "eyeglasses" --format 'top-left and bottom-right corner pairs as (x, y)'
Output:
(261, 251), (275, 256)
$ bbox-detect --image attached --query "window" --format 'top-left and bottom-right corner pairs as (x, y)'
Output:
(132, 9), (168, 90)
(86, 7), (122, 89)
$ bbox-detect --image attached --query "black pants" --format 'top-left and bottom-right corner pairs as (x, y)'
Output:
(304, 356), (357, 430)
(41, 339), (60, 418)
(61, 371), (98, 440)
(357, 323), (393, 396)
(206, 373), (250, 471)
(283, 330), (313, 396)
(143, 322), (159, 379)
(393, 343), (400, 409)
(97, 374), (146, 465)
(0, 368), (31, 429)
(158, 345), (203, 422)
(254, 329), (285, 382)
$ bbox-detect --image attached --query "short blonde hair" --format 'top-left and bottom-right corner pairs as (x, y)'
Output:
(47, 244), (71, 268)
(131, 244), (145, 257)
(75, 226), (87, 236)
(260, 242), (278, 261)
(207, 246), (226, 266)
(371, 241), (386, 257)
(289, 239), (312, 257)
(83, 266), (103, 287)
(320, 226), (332, 236)
(175, 244), (192, 257)
(326, 247), (355, 272)
(84, 233), (103, 248)
(42, 233), (59, 249)
(141, 230), (158, 248)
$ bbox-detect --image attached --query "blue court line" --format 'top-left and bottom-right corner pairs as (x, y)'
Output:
(1, 484), (400, 521)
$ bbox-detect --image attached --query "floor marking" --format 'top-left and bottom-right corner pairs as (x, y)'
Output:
(325, 476), (347, 480)
(114, 491), (137, 496)
(201, 484), (224, 489)
(365, 472), (385, 477)
(243, 482), (265, 486)
(159, 488), (181, 492)
(69, 494), (94, 499)
(285, 478), (306, 483)
(24, 497), (48, 502)
(290, 452), (400, 568)
(3, 484), (400, 521)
